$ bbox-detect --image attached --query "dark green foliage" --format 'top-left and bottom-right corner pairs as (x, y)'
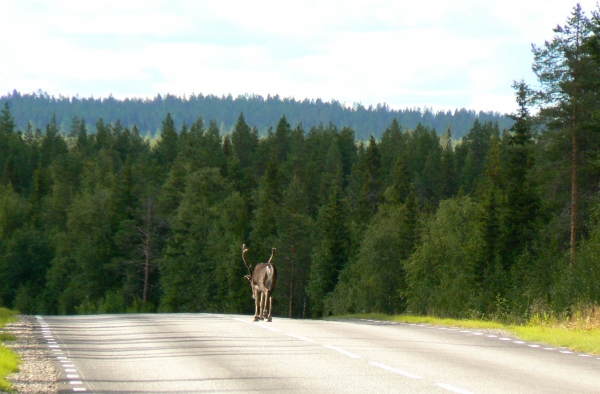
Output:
(154, 112), (179, 170)
(159, 168), (246, 312)
(307, 180), (350, 317)
(325, 200), (416, 315)
(405, 196), (484, 316)
(1, 4), (600, 318)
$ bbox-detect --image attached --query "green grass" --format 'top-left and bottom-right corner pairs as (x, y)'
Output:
(512, 326), (600, 354)
(0, 308), (20, 392)
(332, 313), (600, 355)
(0, 309), (17, 326)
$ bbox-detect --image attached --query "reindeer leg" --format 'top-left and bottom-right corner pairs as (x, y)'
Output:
(263, 290), (270, 320)
(253, 289), (260, 321)
(267, 295), (273, 322)
(259, 292), (266, 320)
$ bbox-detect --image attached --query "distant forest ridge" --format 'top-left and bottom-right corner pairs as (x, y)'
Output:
(1, 90), (513, 140)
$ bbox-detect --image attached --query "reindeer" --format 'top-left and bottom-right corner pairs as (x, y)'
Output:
(242, 244), (277, 322)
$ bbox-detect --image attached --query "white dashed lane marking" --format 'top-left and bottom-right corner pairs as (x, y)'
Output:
(256, 323), (281, 333)
(286, 333), (315, 342)
(437, 382), (475, 394)
(322, 344), (361, 359)
(369, 361), (422, 379)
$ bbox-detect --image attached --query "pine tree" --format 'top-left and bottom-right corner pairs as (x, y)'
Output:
(532, 4), (598, 263)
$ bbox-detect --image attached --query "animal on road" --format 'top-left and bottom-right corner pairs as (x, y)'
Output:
(242, 244), (277, 322)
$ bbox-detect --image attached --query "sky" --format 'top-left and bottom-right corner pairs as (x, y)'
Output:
(0, 1), (597, 114)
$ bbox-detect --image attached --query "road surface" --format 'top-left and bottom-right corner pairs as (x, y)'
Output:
(35, 313), (600, 393)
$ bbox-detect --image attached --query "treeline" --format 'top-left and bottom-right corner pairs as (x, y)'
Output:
(1, 4), (599, 319)
(0, 90), (512, 141)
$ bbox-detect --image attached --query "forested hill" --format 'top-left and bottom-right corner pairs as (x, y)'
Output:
(0, 90), (511, 140)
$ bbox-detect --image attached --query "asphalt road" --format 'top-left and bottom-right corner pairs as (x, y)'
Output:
(35, 313), (600, 394)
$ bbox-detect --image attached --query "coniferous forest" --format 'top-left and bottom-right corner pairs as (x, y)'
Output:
(0, 90), (511, 142)
(1, 4), (600, 319)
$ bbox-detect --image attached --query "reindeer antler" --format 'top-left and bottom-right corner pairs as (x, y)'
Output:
(242, 244), (253, 276)
(267, 247), (276, 265)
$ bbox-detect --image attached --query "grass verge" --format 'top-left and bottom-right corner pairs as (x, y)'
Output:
(0, 308), (20, 392)
(332, 313), (600, 355)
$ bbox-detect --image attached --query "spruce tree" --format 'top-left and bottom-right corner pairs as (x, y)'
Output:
(231, 113), (258, 169)
(307, 178), (349, 317)
(500, 81), (539, 276)
(440, 126), (456, 199)
(154, 112), (179, 169)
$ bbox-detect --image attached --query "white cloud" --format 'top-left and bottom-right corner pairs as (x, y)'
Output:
(0, 0), (598, 113)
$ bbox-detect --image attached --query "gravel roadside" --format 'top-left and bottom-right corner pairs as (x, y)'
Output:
(1, 315), (57, 394)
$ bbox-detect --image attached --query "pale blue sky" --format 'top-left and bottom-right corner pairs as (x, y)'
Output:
(0, 1), (597, 113)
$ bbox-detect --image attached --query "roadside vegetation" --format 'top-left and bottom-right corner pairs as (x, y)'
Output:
(335, 303), (600, 355)
(0, 308), (19, 392)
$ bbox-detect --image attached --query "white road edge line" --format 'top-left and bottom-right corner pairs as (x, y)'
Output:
(323, 345), (361, 359)
(369, 361), (422, 379)
(437, 382), (475, 394)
